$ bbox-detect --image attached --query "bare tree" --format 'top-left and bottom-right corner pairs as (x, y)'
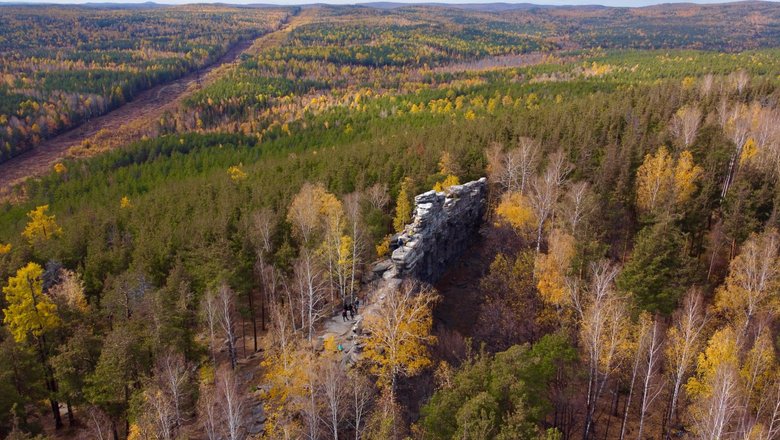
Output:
(721, 104), (752, 199)
(199, 383), (220, 440)
(750, 104), (780, 176)
(144, 384), (175, 440)
(664, 289), (707, 438)
(350, 371), (375, 440)
(202, 288), (219, 366)
(636, 317), (664, 440)
(670, 105), (702, 149)
(156, 351), (190, 428)
(577, 261), (627, 440)
(294, 250), (328, 341)
(547, 149), (574, 187)
(529, 173), (562, 253)
(561, 181), (595, 237)
(249, 207), (277, 342)
(217, 283), (239, 369)
(762, 378), (780, 440)
(302, 367), (321, 440)
(516, 137), (542, 195)
(730, 70), (750, 94)
(86, 406), (112, 440)
(715, 229), (780, 333)
(486, 142), (507, 192)
(491, 137), (541, 195)
(700, 74), (715, 98)
(528, 150), (573, 252)
(319, 357), (348, 440)
(691, 363), (741, 440)
(288, 182), (324, 245)
(252, 208), (276, 256)
(366, 183), (390, 212)
(620, 314), (652, 440)
(215, 367), (246, 440)
(269, 301), (296, 376)
(344, 191), (365, 302)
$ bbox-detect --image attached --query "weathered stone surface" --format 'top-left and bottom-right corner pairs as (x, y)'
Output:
(388, 177), (487, 283)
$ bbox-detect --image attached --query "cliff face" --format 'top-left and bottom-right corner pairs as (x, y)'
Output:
(330, 178), (487, 371)
(388, 177), (488, 283)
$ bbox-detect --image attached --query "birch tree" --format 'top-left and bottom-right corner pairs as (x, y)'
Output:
(217, 283), (239, 369)
(530, 168), (560, 252)
(714, 229), (780, 333)
(636, 317), (664, 440)
(721, 104), (752, 198)
(344, 191), (366, 302)
(664, 289), (707, 437)
(216, 367), (246, 440)
(685, 327), (742, 440)
(350, 371), (375, 440)
(363, 280), (439, 401)
(202, 288), (219, 366)
(319, 356), (348, 440)
(156, 352), (190, 428)
(576, 261), (628, 440)
(293, 251), (328, 341)
(620, 313), (652, 440)
(366, 183), (389, 212)
(670, 105), (702, 149)
(561, 181), (595, 237)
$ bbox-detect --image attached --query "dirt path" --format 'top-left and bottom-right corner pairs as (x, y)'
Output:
(0, 11), (307, 199)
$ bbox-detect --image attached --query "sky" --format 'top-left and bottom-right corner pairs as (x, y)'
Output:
(0, 0), (774, 6)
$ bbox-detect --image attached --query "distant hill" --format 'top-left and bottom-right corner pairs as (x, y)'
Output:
(358, 2), (608, 11)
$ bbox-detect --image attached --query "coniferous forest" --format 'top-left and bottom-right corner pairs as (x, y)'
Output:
(1, 2), (780, 440)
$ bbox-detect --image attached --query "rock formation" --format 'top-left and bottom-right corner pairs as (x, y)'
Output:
(385, 177), (488, 283)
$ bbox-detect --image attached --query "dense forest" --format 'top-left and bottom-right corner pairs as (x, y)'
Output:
(1, 3), (780, 440)
(0, 5), (290, 163)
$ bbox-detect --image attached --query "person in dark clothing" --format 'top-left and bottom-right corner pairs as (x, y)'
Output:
(347, 304), (355, 320)
(342, 305), (348, 322)
(353, 299), (360, 315)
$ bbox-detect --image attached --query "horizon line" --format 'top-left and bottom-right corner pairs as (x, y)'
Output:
(0, 0), (777, 7)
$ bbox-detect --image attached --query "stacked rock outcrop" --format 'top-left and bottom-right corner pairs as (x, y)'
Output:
(387, 177), (487, 283)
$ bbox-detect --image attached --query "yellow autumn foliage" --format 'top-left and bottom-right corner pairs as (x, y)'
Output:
(636, 147), (702, 215)
(674, 150), (703, 205)
(534, 229), (576, 306)
(713, 229), (780, 325)
(376, 235), (391, 258)
(2, 262), (60, 343)
(227, 164), (248, 182)
(393, 178), (413, 233)
(433, 174), (460, 192)
(685, 326), (739, 399)
(363, 282), (438, 391)
(739, 138), (758, 165)
(22, 205), (62, 245)
(495, 191), (536, 234)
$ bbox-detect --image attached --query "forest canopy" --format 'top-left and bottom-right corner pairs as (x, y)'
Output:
(1, 3), (780, 440)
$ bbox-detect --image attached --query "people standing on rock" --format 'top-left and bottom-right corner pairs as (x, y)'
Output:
(342, 305), (348, 322)
(348, 304), (355, 320)
(353, 298), (360, 315)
